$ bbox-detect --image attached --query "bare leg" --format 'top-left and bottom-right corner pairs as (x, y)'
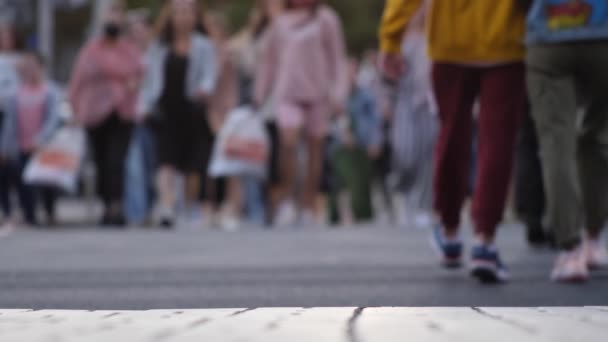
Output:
(279, 128), (300, 202)
(302, 135), (324, 212)
(185, 172), (201, 205)
(157, 165), (176, 220)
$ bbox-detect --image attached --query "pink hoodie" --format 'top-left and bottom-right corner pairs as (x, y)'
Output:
(68, 38), (143, 127)
(255, 5), (348, 109)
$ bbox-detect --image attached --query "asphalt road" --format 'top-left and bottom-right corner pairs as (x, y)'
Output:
(0, 222), (606, 310)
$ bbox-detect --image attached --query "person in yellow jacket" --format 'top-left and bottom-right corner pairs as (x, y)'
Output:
(379, 0), (528, 284)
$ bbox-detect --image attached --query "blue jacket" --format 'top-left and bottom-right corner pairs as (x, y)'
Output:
(0, 82), (63, 160)
(137, 33), (218, 115)
(526, 0), (608, 44)
(345, 87), (382, 149)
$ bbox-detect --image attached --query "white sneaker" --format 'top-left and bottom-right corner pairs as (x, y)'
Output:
(551, 246), (589, 283)
(585, 238), (608, 269)
(220, 214), (240, 232)
(413, 212), (435, 230)
(274, 200), (298, 228)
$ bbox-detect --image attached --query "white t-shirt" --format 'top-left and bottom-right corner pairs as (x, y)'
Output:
(0, 53), (20, 108)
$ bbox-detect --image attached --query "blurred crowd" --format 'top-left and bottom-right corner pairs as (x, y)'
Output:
(0, 0), (607, 285)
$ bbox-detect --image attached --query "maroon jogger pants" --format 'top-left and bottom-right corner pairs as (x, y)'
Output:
(432, 63), (525, 239)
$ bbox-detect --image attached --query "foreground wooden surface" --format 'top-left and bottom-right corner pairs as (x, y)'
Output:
(0, 307), (607, 342)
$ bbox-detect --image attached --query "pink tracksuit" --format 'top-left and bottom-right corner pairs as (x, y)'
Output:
(254, 5), (348, 137)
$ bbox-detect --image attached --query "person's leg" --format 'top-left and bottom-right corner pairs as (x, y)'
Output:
(330, 146), (351, 225)
(104, 114), (134, 224)
(124, 127), (147, 225)
(87, 120), (110, 220)
(16, 153), (37, 225)
(275, 103), (303, 226)
(432, 63), (479, 236)
(264, 121), (282, 225)
(528, 46), (581, 250)
(350, 147), (374, 222)
(515, 106), (548, 245)
(474, 63), (525, 244)
(577, 42), (608, 268)
(0, 162), (12, 219)
(39, 186), (57, 226)
(527, 44), (588, 282)
(300, 102), (331, 226)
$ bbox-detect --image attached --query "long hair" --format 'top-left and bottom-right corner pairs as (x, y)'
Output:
(159, 0), (209, 44)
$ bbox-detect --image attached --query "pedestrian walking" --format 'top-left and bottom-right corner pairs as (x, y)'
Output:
(68, 0), (144, 227)
(390, 8), (438, 229)
(255, 0), (348, 227)
(0, 21), (21, 226)
(0, 51), (62, 227)
(199, 11), (241, 231)
(327, 57), (382, 226)
(380, 0), (527, 283)
(138, 0), (217, 228)
(526, 0), (608, 282)
(229, 0), (284, 227)
(515, 106), (551, 247)
(124, 9), (157, 227)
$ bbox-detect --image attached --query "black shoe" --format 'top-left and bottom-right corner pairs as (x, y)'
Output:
(526, 221), (548, 247)
(110, 214), (127, 227)
(160, 217), (174, 229)
(100, 213), (112, 227)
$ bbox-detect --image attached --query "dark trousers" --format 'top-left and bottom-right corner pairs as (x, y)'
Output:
(515, 108), (545, 228)
(87, 113), (133, 210)
(0, 153), (57, 225)
(328, 146), (374, 224)
(527, 42), (608, 249)
(432, 63), (525, 238)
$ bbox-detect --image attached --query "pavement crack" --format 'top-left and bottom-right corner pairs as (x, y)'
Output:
(471, 307), (537, 335)
(427, 321), (442, 332)
(102, 313), (121, 319)
(229, 308), (257, 317)
(186, 317), (211, 329)
(346, 307), (366, 342)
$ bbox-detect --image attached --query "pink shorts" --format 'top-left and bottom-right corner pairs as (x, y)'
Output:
(276, 101), (330, 138)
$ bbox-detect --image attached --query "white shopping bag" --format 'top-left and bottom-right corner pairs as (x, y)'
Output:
(208, 106), (269, 179)
(23, 126), (86, 193)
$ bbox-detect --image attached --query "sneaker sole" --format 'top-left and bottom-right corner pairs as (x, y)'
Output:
(470, 261), (508, 284)
(428, 235), (462, 269)
(471, 267), (500, 284)
(552, 273), (589, 283)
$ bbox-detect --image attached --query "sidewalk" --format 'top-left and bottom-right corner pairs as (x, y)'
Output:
(0, 307), (607, 342)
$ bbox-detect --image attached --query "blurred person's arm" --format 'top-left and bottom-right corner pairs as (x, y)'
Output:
(321, 7), (349, 115)
(253, 23), (279, 109)
(197, 37), (219, 102)
(0, 97), (17, 161)
(35, 84), (64, 150)
(136, 44), (158, 119)
(378, 0), (423, 80)
(364, 91), (384, 159)
(67, 45), (91, 124)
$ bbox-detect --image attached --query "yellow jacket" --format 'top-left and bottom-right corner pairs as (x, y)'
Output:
(379, 0), (526, 63)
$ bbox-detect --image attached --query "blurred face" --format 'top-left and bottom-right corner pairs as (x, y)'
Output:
(103, 2), (126, 40)
(0, 24), (15, 51)
(128, 19), (151, 47)
(171, 0), (197, 33)
(289, 0), (318, 9)
(18, 55), (43, 84)
(104, 2), (126, 27)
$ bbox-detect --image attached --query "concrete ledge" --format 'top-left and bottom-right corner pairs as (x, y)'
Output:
(1, 307), (607, 341)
